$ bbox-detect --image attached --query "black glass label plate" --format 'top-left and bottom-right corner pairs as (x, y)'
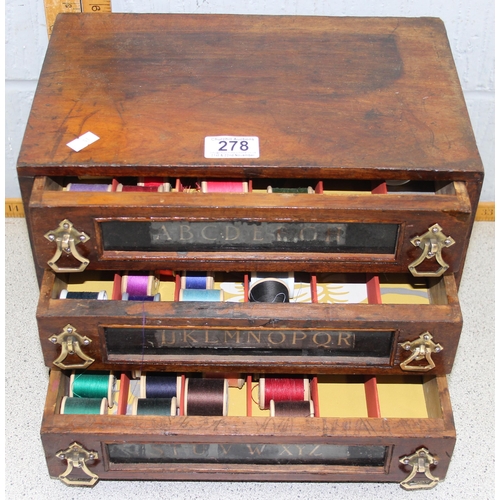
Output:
(105, 328), (393, 358)
(108, 442), (387, 466)
(101, 221), (398, 254)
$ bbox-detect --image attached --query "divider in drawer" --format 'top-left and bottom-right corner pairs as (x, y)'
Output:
(37, 269), (462, 375)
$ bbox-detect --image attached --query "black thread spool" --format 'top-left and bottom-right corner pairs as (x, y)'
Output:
(184, 378), (228, 416)
(269, 400), (315, 417)
(60, 290), (107, 300)
(248, 279), (290, 303)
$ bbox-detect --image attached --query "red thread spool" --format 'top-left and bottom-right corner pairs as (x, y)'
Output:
(138, 177), (166, 187)
(201, 180), (248, 193)
(259, 377), (310, 410)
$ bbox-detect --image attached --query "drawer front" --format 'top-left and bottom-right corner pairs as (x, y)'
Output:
(29, 176), (471, 276)
(41, 369), (455, 488)
(37, 270), (461, 374)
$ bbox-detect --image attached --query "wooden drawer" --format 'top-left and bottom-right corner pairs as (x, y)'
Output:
(42, 369), (455, 489)
(37, 269), (461, 375)
(28, 175), (471, 277)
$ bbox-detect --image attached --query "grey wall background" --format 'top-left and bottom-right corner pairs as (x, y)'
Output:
(5, 0), (495, 200)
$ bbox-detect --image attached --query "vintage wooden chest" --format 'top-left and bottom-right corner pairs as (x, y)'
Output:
(16, 13), (482, 489)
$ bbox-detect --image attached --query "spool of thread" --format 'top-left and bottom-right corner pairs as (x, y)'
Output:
(121, 292), (161, 301)
(385, 179), (410, 186)
(116, 184), (165, 192)
(201, 180), (248, 193)
(179, 289), (223, 302)
(65, 183), (112, 192)
(204, 373), (244, 389)
(59, 290), (107, 300)
(60, 396), (107, 415)
(133, 397), (177, 416)
(269, 400), (315, 417)
(249, 279), (289, 303)
(181, 272), (214, 290)
(138, 177), (171, 191)
(250, 272), (294, 298)
(121, 273), (158, 296)
(184, 378), (228, 416)
(267, 186), (313, 194)
(259, 377), (310, 410)
(140, 373), (179, 399)
(70, 371), (115, 405)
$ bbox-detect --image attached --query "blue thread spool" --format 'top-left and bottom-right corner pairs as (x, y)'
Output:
(181, 272), (214, 289)
(179, 289), (222, 302)
(141, 373), (179, 399)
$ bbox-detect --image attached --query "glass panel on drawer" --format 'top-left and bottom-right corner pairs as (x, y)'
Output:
(107, 442), (388, 466)
(101, 220), (399, 254)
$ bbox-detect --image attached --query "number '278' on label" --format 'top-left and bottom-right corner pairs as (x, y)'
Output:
(204, 136), (259, 158)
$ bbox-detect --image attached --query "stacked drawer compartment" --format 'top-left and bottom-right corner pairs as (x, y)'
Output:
(17, 14), (483, 490)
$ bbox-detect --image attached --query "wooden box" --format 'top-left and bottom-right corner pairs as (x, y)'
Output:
(42, 368), (455, 489)
(16, 13), (482, 489)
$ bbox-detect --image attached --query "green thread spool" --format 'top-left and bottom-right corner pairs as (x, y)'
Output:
(267, 186), (313, 194)
(133, 397), (177, 416)
(70, 371), (114, 406)
(60, 396), (107, 415)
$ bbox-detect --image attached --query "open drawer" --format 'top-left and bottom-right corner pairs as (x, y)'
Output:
(37, 268), (462, 374)
(28, 175), (471, 277)
(41, 369), (455, 489)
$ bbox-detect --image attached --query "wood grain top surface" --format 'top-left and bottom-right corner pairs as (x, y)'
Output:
(18, 14), (482, 179)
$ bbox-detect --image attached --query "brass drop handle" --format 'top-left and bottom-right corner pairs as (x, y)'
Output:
(56, 442), (99, 487)
(399, 332), (443, 372)
(49, 324), (94, 370)
(44, 219), (90, 273)
(408, 223), (455, 277)
(400, 447), (440, 490)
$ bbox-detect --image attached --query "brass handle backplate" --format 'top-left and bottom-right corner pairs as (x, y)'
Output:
(408, 223), (455, 277)
(399, 332), (443, 372)
(400, 447), (440, 490)
(44, 219), (90, 272)
(56, 442), (99, 487)
(49, 324), (94, 370)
